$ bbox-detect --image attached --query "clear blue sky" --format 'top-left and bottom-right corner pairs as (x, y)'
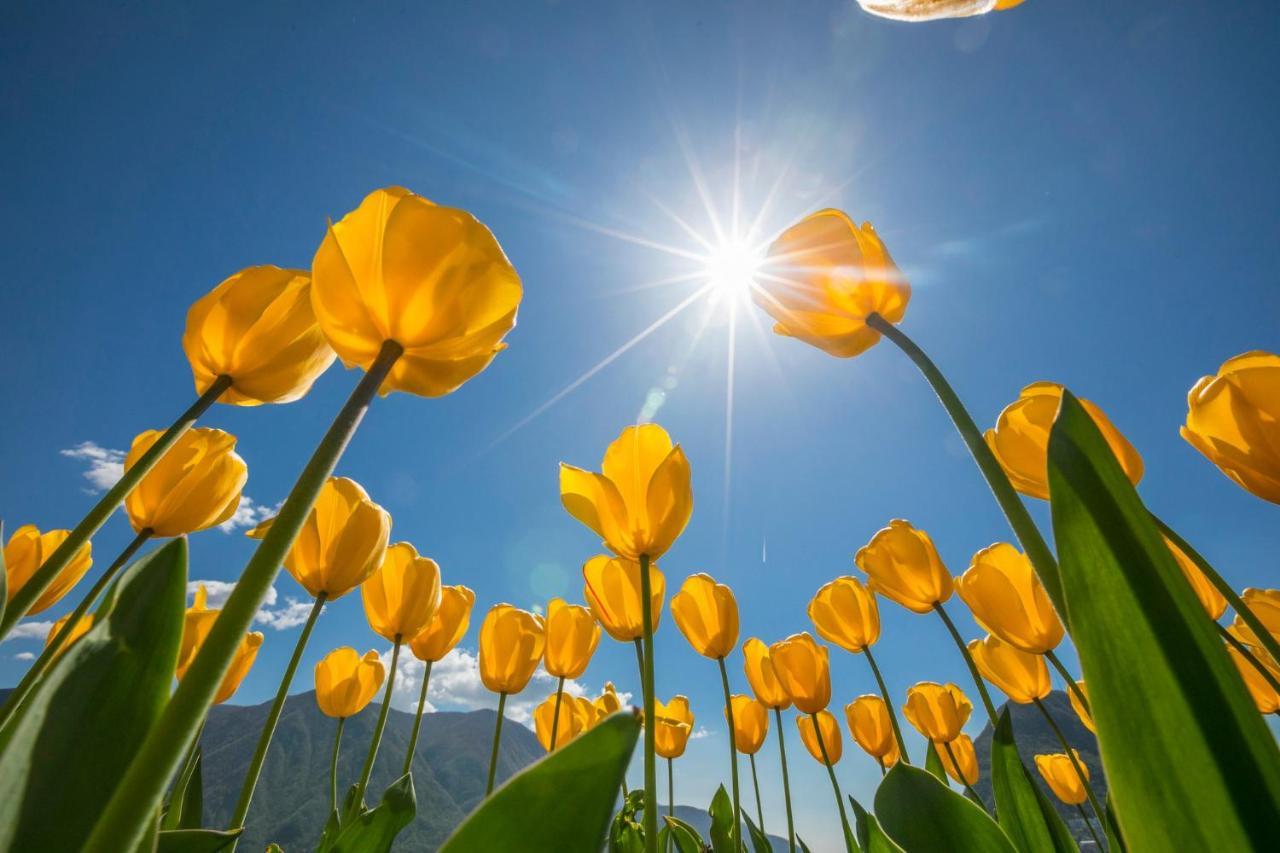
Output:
(2, 1), (1278, 849)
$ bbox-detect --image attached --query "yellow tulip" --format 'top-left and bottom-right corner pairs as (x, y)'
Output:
(845, 695), (899, 766)
(362, 542), (443, 642)
(182, 265), (335, 406)
(1035, 751), (1090, 805)
(756, 209), (909, 359)
(1228, 589), (1280, 649)
(1164, 536), (1227, 620)
(123, 427), (247, 537)
(247, 476), (391, 601)
(1181, 351), (1280, 504)
(45, 612), (94, 658)
(855, 520), (953, 614)
(808, 576), (880, 653)
(315, 647), (386, 718)
(410, 585), (475, 662)
(593, 682), (624, 720)
(215, 631), (263, 704)
(654, 695), (694, 759)
(797, 710), (843, 764)
(938, 734), (979, 786)
(742, 637), (792, 710)
(176, 584), (219, 680)
(478, 604), (546, 694)
(1069, 680), (1095, 733)
(956, 543), (1064, 654)
(310, 186), (523, 398)
(968, 635), (1051, 704)
(582, 554), (665, 642)
(903, 682), (972, 743)
(4, 525), (92, 615)
(1227, 644), (1280, 714)
(984, 382), (1143, 501)
(769, 633), (831, 714)
(534, 690), (592, 750)
(671, 573), (739, 659)
(726, 695), (769, 754)
(573, 695), (599, 730)
(543, 597), (601, 679)
(560, 424), (693, 561)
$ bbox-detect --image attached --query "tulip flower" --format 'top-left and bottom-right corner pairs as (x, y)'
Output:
(4, 525), (92, 615)
(402, 584), (475, 772)
(593, 682), (624, 721)
(479, 604), (546, 795)
(770, 633), (831, 715)
(741, 638), (796, 850)
(582, 554), (665, 643)
(125, 427), (248, 538)
(903, 682), (972, 743)
(310, 186), (523, 399)
(175, 585), (263, 704)
(542, 597), (600, 750)
(44, 613), (93, 659)
(845, 695), (900, 772)
(215, 632), (263, 704)
(1227, 643), (1280, 715)
(937, 733), (979, 788)
(1229, 589), (1280, 649)
(1165, 535), (1227, 621)
(968, 634), (1051, 704)
(535, 690), (591, 751)
(183, 265), (336, 406)
(1069, 680), (1095, 733)
(652, 695), (693, 821)
(857, 1), (1024, 23)
(725, 695), (770, 834)
(797, 710), (854, 842)
(1181, 351), (1280, 504)
(1036, 750), (1089, 804)
(315, 647), (386, 814)
(957, 543), (1063, 654)
(362, 543), (443, 643)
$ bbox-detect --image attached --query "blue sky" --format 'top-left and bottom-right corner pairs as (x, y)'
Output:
(2, 1), (1278, 848)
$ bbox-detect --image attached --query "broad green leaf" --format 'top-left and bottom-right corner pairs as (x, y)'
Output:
(708, 784), (734, 853)
(662, 815), (706, 853)
(924, 741), (947, 783)
(156, 828), (242, 853)
(328, 773), (416, 853)
(441, 710), (640, 852)
(874, 764), (1016, 853)
(744, 812), (772, 853)
(0, 538), (188, 852)
(1032, 784), (1080, 852)
(850, 796), (903, 853)
(1047, 391), (1280, 849)
(989, 709), (1075, 852)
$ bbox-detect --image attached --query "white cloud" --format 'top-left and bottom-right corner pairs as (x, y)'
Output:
(187, 580), (317, 631)
(3, 621), (54, 642)
(61, 442), (125, 492)
(14, 652), (35, 661)
(689, 726), (713, 740)
(217, 497), (280, 534)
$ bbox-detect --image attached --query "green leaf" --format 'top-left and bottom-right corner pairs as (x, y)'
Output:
(708, 784), (735, 853)
(1047, 391), (1280, 849)
(162, 747), (204, 831)
(874, 764), (1016, 853)
(441, 710), (640, 852)
(989, 709), (1075, 852)
(850, 797), (903, 853)
(924, 741), (947, 783)
(663, 815), (706, 853)
(155, 828), (243, 853)
(798, 835), (813, 853)
(744, 812), (772, 853)
(267, 846), (284, 853)
(0, 538), (188, 852)
(327, 773), (416, 853)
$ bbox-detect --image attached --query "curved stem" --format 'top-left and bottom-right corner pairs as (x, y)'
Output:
(774, 708), (796, 853)
(82, 343), (400, 853)
(876, 756), (886, 778)
(1077, 803), (1104, 850)
(811, 713), (854, 852)
(0, 376), (231, 640)
(638, 554), (658, 853)
(863, 645), (910, 764)
(934, 602), (999, 724)
(1032, 698), (1106, 829)
(717, 657), (742, 853)
(1219, 623), (1280, 695)
(749, 752), (765, 833)
(486, 692), (508, 795)
(403, 660), (433, 776)
(354, 638), (401, 809)
(1045, 649), (1091, 715)
(330, 717), (346, 816)
(549, 675), (565, 751)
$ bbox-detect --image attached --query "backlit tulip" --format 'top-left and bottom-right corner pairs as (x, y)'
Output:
(857, 2), (1019, 24)
(956, 543), (1064, 654)
(742, 638), (792, 710)
(45, 613), (94, 658)
(654, 695), (694, 759)
(544, 598), (601, 678)
(1069, 680), (1095, 733)
(582, 554), (665, 642)
(478, 604), (546, 694)
(855, 520), (953, 614)
(593, 682), (624, 721)
(315, 648), (386, 718)
(757, 209), (909, 359)
(362, 542), (443, 642)
(410, 585), (475, 662)
(310, 186), (523, 398)
(938, 734), (979, 786)
(1035, 751), (1090, 805)
(968, 635), (1051, 704)
(176, 584), (219, 680)
(845, 695), (899, 766)
(124, 428), (247, 537)
(183, 265), (336, 406)
(1227, 644), (1280, 714)
(903, 682), (972, 743)
(4, 525), (92, 615)
(797, 710), (843, 764)
(534, 691), (591, 750)
(573, 695), (599, 730)
(248, 476), (391, 601)
(726, 695), (768, 754)
(808, 576), (880, 653)
(769, 633), (831, 714)
(672, 574), (739, 659)
(1165, 536), (1227, 620)
(1228, 589), (1280, 649)
(215, 631), (263, 704)
(984, 382), (1143, 501)
(1181, 351), (1280, 504)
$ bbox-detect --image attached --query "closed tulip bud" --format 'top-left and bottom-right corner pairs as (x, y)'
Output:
(956, 543), (1063, 654)
(654, 695), (694, 759)
(903, 682), (972, 743)
(478, 604), (546, 694)
(938, 734), (979, 786)
(362, 542), (443, 642)
(183, 265), (335, 406)
(176, 584), (219, 680)
(808, 576), (880, 653)
(797, 710), (843, 764)
(248, 477), (391, 601)
(544, 598), (601, 678)
(1164, 536), (1226, 620)
(1226, 644), (1280, 714)
(1228, 589), (1280, 649)
(757, 209), (910, 359)
(1068, 680), (1095, 733)
(1181, 352), (1280, 504)
(769, 633), (831, 714)
(4, 525), (92, 615)
(845, 695), (898, 765)
(968, 635), (1051, 704)
(410, 585), (475, 663)
(672, 573), (739, 659)
(742, 637), (792, 710)
(560, 424), (693, 561)
(985, 382), (1143, 501)
(1035, 751), (1090, 805)
(582, 554), (665, 642)
(534, 691), (591, 751)
(124, 428), (247, 537)
(315, 647), (386, 718)
(726, 695), (769, 754)
(855, 520), (953, 614)
(593, 682), (624, 721)
(215, 631), (263, 704)
(45, 613), (94, 659)
(310, 186), (523, 398)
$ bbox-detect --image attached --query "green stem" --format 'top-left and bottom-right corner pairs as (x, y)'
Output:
(811, 713), (854, 853)
(403, 660), (433, 776)
(634, 638), (646, 691)
(330, 717), (346, 817)
(82, 343), (401, 853)
(717, 657), (742, 853)
(867, 313), (1066, 618)
(1077, 803), (1104, 850)
(876, 756), (886, 777)
(0, 376), (231, 640)
(354, 638), (401, 808)
(231, 592), (327, 830)
(774, 708), (796, 853)
(1220, 623), (1280, 695)
(749, 751), (765, 834)
(0, 527), (152, 729)
(667, 756), (674, 818)
(1032, 698), (1106, 831)
(549, 675), (565, 751)
(638, 554), (659, 853)
(934, 602), (999, 724)
(863, 645), (910, 764)
(486, 692), (508, 795)
(1045, 648), (1091, 716)
(941, 739), (987, 813)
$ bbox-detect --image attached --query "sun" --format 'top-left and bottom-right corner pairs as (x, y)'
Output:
(703, 238), (764, 299)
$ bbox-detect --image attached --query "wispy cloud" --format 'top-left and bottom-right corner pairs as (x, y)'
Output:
(217, 497), (280, 534)
(14, 652), (35, 661)
(2, 621), (54, 642)
(187, 580), (319, 631)
(60, 442), (125, 492)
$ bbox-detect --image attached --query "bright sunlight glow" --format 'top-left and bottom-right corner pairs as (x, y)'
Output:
(704, 239), (764, 298)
